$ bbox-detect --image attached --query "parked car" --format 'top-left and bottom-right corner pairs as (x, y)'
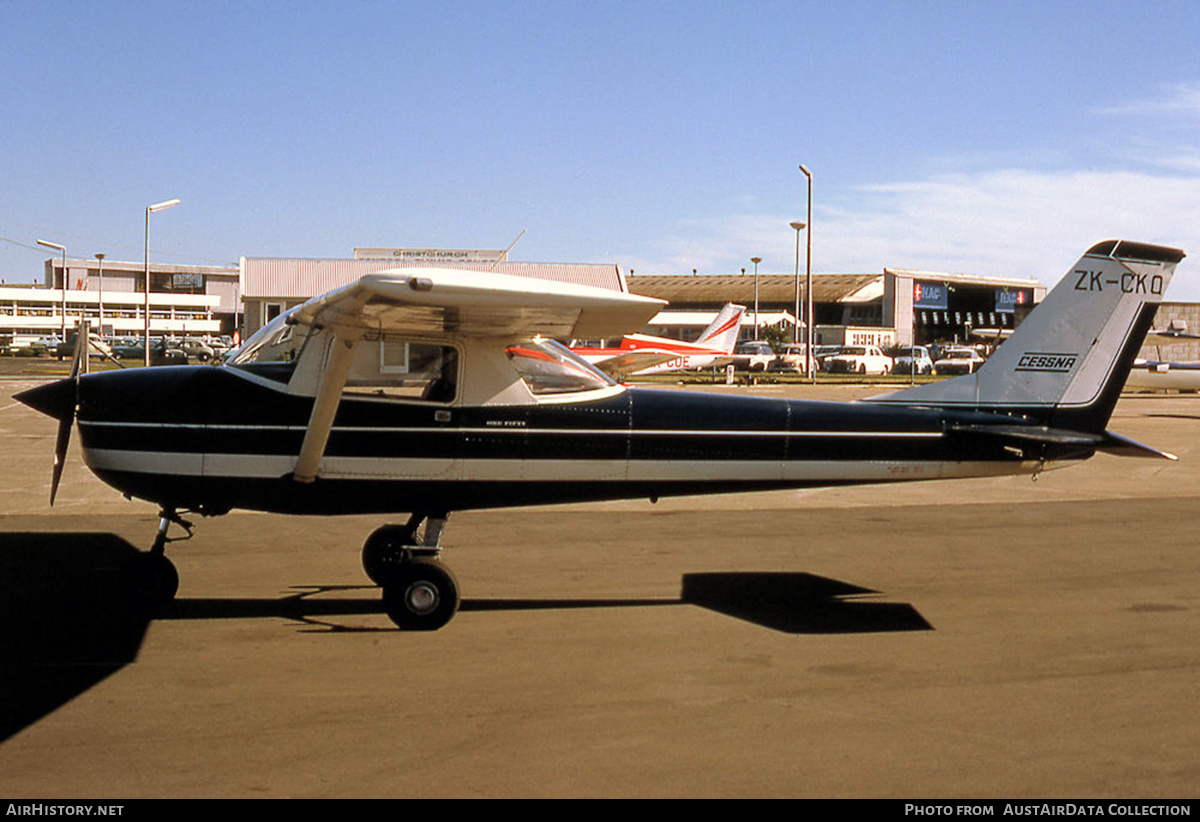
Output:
(892, 345), (934, 376)
(2, 334), (49, 356)
(111, 337), (144, 359)
(55, 332), (113, 360)
(111, 337), (188, 365)
(812, 345), (842, 370)
(768, 343), (807, 373)
(733, 340), (776, 372)
(933, 347), (986, 375)
(823, 345), (893, 375)
(181, 337), (217, 361)
(151, 339), (189, 365)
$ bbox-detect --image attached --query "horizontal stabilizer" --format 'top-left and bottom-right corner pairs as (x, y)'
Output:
(947, 423), (1103, 448)
(947, 423), (1176, 460)
(1097, 431), (1178, 460)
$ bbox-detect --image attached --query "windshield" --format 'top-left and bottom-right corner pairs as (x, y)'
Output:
(225, 308), (316, 381)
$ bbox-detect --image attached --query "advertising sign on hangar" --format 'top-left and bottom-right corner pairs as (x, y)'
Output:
(995, 287), (1032, 313)
(913, 282), (948, 310)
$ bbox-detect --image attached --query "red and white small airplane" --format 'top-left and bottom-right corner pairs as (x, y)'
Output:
(1123, 323), (1200, 392)
(570, 302), (745, 379)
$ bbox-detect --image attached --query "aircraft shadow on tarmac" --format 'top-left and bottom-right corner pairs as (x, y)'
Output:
(0, 532), (931, 741)
(164, 572), (931, 637)
(0, 532), (152, 743)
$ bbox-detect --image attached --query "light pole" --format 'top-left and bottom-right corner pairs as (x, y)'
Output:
(37, 239), (67, 341)
(799, 164), (814, 383)
(789, 221), (806, 348)
(94, 253), (105, 333)
(750, 257), (762, 341)
(144, 198), (180, 366)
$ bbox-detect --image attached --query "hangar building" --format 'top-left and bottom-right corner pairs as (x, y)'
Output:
(628, 268), (1046, 348)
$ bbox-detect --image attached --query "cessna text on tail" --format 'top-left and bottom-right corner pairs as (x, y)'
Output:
(16, 240), (1183, 630)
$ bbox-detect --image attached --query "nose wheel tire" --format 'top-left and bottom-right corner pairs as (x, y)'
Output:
(120, 552), (179, 614)
(382, 559), (460, 631)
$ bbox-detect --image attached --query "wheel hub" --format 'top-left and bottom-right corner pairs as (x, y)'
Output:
(405, 581), (440, 615)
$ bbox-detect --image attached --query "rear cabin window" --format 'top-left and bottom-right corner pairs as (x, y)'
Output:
(343, 338), (458, 403)
(506, 338), (616, 395)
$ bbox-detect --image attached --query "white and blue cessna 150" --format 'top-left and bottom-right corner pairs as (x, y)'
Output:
(16, 240), (1184, 630)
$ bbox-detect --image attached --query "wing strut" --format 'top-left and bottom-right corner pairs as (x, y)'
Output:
(293, 333), (359, 483)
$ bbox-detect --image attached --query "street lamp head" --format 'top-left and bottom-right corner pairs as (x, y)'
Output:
(94, 253), (105, 261)
(751, 256), (762, 264)
(799, 164), (812, 178)
(147, 198), (181, 214)
(790, 221), (806, 231)
(36, 239), (65, 252)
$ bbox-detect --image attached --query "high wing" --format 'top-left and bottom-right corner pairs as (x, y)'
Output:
(290, 268), (664, 341)
(289, 268), (664, 482)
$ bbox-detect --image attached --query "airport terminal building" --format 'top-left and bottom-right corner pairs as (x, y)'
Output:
(0, 257), (233, 340)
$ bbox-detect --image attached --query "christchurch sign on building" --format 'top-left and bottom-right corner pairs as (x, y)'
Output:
(352, 248), (508, 263)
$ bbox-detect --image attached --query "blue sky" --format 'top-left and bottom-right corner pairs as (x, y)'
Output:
(6, 1), (1200, 298)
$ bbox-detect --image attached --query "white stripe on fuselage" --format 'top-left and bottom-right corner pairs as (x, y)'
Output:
(79, 420), (943, 440)
(82, 446), (1046, 484)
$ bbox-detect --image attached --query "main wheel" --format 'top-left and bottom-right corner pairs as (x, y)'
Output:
(382, 559), (460, 631)
(362, 524), (415, 585)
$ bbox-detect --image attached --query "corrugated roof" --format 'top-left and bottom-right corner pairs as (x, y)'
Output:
(241, 258), (626, 299)
(627, 273), (880, 305)
(884, 268), (1043, 289)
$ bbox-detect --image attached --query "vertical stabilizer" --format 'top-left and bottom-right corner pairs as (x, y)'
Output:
(694, 302), (746, 353)
(869, 241), (1184, 431)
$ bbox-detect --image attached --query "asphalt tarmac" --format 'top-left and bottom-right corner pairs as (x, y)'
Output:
(0, 371), (1197, 798)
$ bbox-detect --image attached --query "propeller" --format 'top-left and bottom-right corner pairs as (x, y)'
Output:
(49, 321), (89, 505)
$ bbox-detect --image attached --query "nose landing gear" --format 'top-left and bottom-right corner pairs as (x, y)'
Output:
(121, 508), (189, 613)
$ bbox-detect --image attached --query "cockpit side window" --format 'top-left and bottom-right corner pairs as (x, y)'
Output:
(343, 337), (459, 403)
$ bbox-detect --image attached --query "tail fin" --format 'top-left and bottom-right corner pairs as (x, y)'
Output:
(694, 303), (746, 353)
(870, 241), (1184, 432)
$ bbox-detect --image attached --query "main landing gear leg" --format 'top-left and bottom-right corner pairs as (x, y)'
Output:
(362, 513), (460, 631)
(121, 508), (187, 612)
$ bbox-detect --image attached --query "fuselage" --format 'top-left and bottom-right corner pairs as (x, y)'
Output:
(56, 363), (1080, 517)
(572, 334), (730, 374)
(1124, 359), (1200, 392)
